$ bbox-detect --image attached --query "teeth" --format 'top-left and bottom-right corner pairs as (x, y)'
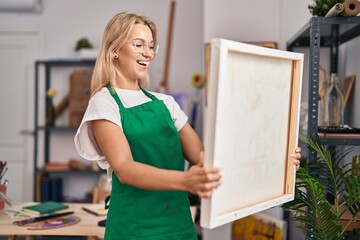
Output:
(137, 61), (148, 66)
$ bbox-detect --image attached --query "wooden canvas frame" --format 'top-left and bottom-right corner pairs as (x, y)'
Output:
(201, 39), (303, 229)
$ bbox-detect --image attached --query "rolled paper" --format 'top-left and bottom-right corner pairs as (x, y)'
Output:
(341, 0), (360, 16)
(325, 3), (344, 17)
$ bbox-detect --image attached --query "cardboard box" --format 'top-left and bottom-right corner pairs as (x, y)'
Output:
(68, 69), (92, 127)
(69, 69), (92, 97)
(69, 97), (89, 128)
(69, 111), (85, 128)
(69, 97), (89, 113)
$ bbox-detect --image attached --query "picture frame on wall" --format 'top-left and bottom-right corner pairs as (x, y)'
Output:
(201, 39), (304, 229)
(247, 41), (278, 49)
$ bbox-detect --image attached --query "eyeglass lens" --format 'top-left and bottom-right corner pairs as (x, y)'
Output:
(132, 39), (159, 54)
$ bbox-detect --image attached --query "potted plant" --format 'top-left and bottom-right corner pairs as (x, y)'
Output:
(284, 136), (360, 239)
(75, 37), (97, 59)
(75, 37), (93, 51)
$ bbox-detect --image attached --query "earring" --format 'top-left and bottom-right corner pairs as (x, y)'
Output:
(114, 54), (118, 59)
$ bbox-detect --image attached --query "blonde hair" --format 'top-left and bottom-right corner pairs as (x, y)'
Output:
(91, 12), (157, 95)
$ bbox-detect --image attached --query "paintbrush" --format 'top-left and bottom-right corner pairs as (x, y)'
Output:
(0, 191), (11, 207)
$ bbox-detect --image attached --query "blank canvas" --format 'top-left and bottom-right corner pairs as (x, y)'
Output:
(201, 39), (303, 229)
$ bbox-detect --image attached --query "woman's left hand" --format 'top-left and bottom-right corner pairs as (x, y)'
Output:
(291, 147), (302, 171)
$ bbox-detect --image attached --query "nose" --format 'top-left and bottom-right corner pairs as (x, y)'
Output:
(142, 45), (152, 56)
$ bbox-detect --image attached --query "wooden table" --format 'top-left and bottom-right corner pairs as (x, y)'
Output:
(0, 203), (105, 240)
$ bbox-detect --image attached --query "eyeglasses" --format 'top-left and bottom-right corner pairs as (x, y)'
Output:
(128, 39), (159, 55)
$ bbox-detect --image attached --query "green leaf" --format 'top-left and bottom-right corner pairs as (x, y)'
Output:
(75, 37), (93, 51)
(287, 168), (343, 239)
(285, 137), (360, 238)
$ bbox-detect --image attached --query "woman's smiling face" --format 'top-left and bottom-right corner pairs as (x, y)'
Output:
(115, 24), (155, 89)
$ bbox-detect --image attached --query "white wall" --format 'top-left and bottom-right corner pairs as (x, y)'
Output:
(204, 0), (282, 43)
(0, 0), (204, 100)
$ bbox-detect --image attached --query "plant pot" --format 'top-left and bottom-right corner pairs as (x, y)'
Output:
(75, 49), (98, 59)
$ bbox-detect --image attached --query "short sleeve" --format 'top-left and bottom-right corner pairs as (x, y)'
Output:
(74, 89), (121, 168)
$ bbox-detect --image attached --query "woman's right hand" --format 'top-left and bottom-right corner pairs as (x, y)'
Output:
(184, 152), (222, 198)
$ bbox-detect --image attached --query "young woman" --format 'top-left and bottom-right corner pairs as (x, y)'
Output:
(75, 12), (301, 239)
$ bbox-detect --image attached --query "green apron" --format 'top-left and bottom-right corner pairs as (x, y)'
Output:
(104, 84), (196, 240)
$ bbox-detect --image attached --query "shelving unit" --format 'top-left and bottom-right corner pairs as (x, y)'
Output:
(285, 16), (360, 240)
(287, 16), (360, 163)
(34, 59), (98, 202)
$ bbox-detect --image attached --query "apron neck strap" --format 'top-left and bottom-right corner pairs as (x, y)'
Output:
(140, 87), (157, 101)
(106, 83), (125, 109)
(106, 83), (159, 109)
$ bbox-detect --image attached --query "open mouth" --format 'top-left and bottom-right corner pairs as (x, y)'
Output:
(137, 60), (148, 66)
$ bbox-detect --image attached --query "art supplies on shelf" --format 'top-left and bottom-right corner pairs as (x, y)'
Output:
(44, 162), (69, 171)
(22, 201), (69, 215)
(318, 125), (360, 133)
(317, 125), (360, 138)
(82, 203), (108, 216)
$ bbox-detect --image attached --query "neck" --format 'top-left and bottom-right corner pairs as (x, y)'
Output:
(114, 79), (140, 91)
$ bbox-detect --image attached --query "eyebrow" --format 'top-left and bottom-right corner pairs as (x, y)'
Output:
(132, 38), (155, 43)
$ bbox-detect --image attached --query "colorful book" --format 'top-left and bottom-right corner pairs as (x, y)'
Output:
(22, 201), (69, 215)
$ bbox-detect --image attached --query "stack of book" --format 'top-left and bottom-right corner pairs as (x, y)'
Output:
(22, 201), (69, 215)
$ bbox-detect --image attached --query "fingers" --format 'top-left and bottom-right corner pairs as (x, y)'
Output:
(189, 167), (221, 184)
(290, 147), (302, 171)
(197, 180), (222, 198)
(290, 152), (301, 160)
(187, 163), (222, 198)
(293, 159), (300, 169)
(198, 168), (222, 197)
(290, 147), (302, 160)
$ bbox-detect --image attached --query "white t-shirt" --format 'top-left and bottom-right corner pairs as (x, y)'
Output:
(74, 87), (188, 180)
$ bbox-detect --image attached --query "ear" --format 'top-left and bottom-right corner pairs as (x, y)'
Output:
(114, 53), (118, 59)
